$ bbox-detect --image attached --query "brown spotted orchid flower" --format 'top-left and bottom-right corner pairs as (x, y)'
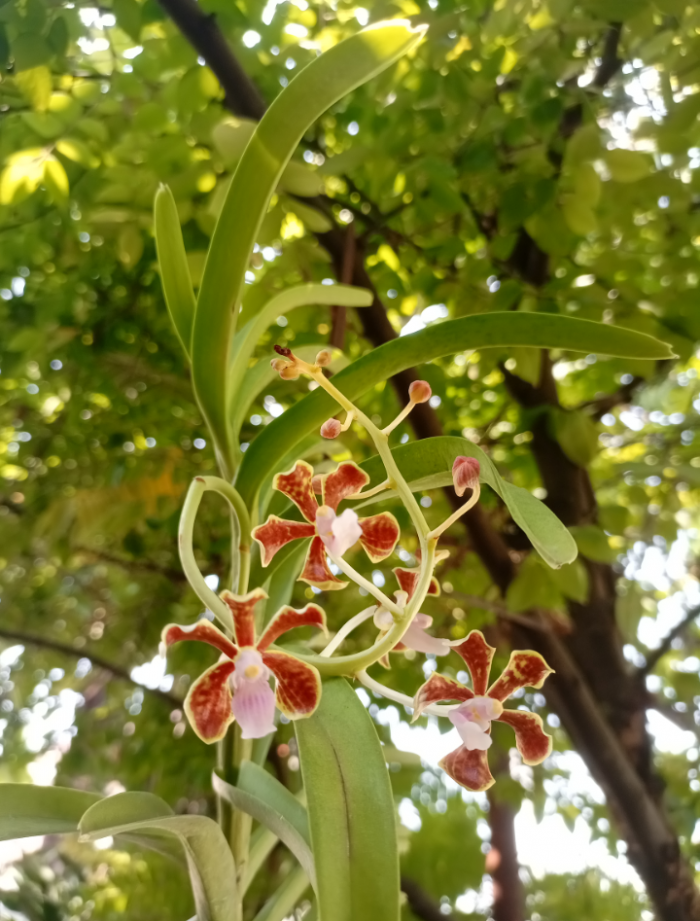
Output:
(252, 459), (400, 591)
(412, 630), (554, 791)
(373, 563), (450, 662)
(161, 588), (326, 743)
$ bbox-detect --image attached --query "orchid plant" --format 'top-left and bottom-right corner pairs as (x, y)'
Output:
(0, 19), (674, 921)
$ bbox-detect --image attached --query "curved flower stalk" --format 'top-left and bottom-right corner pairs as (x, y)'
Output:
(373, 561), (450, 665)
(162, 587), (327, 742)
(252, 459), (400, 591)
(412, 630), (554, 791)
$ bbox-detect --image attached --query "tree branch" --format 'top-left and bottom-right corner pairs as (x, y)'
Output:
(639, 604), (700, 677)
(0, 626), (182, 708)
(155, 0), (266, 119)
(401, 877), (454, 921)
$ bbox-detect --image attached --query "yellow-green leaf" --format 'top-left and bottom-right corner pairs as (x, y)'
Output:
(0, 148), (46, 204)
(605, 148), (652, 183)
(278, 160), (325, 197)
(56, 138), (100, 168)
(15, 66), (52, 110)
(118, 224), (144, 268)
(43, 156), (69, 198)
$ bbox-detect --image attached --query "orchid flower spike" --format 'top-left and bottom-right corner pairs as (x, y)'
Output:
(161, 588), (327, 742)
(252, 460), (400, 591)
(428, 456), (482, 540)
(412, 631), (554, 791)
(383, 380), (433, 436)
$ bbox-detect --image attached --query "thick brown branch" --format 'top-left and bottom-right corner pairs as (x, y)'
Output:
(155, 0), (265, 119)
(0, 626), (182, 708)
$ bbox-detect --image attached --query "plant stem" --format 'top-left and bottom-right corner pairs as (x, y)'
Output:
(328, 550), (401, 615)
(231, 732), (254, 887)
(357, 669), (455, 716)
(319, 605), (377, 657)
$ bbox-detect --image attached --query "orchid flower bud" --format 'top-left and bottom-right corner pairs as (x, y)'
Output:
(452, 456), (481, 497)
(270, 358), (288, 372)
(316, 349), (332, 367)
(279, 366), (301, 381)
(409, 380), (431, 403)
(320, 418), (342, 439)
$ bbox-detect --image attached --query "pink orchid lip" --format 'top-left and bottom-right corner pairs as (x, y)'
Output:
(316, 506), (363, 557)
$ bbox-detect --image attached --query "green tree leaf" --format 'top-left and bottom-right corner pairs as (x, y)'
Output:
(549, 408), (599, 467)
(295, 678), (400, 921)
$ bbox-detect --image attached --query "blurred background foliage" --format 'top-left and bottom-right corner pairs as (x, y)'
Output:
(0, 0), (700, 918)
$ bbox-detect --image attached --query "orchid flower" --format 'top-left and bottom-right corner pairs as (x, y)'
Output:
(252, 460), (400, 591)
(162, 587), (326, 742)
(412, 630), (554, 791)
(373, 563), (450, 664)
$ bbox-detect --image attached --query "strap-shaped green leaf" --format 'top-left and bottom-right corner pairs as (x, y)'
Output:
(212, 767), (316, 890)
(252, 866), (310, 921)
(358, 436), (576, 568)
(0, 783), (101, 840)
(229, 282), (372, 407)
(236, 312), (673, 508)
(154, 184), (197, 357)
(295, 678), (400, 921)
(80, 792), (239, 921)
(192, 22), (426, 474)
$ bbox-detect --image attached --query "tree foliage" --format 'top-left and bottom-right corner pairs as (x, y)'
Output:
(1, 0), (700, 919)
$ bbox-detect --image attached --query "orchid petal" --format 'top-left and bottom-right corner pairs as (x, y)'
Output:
(321, 461), (369, 511)
(393, 567), (440, 602)
(162, 619), (237, 660)
(412, 672), (474, 720)
(497, 709), (553, 765)
(184, 660), (236, 743)
(440, 746), (494, 792)
(252, 517), (316, 567)
(220, 587), (266, 648)
(403, 618), (451, 656)
(231, 676), (277, 739)
(487, 650), (554, 702)
(262, 650), (322, 720)
(358, 512), (400, 563)
(453, 630), (495, 696)
(299, 535), (347, 590)
(273, 460), (319, 523)
(258, 603), (327, 651)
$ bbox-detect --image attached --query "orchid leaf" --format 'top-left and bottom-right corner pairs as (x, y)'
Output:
(192, 22), (426, 473)
(252, 866), (310, 921)
(295, 678), (400, 921)
(0, 784), (101, 840)
(356, 435), (577, 568)
(212, 767), (316, 890)
(236, 313), (672, 511)
(79, 792), (238, 921)
(154, 184), (196, 358)
(230, 282), (371, 390)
